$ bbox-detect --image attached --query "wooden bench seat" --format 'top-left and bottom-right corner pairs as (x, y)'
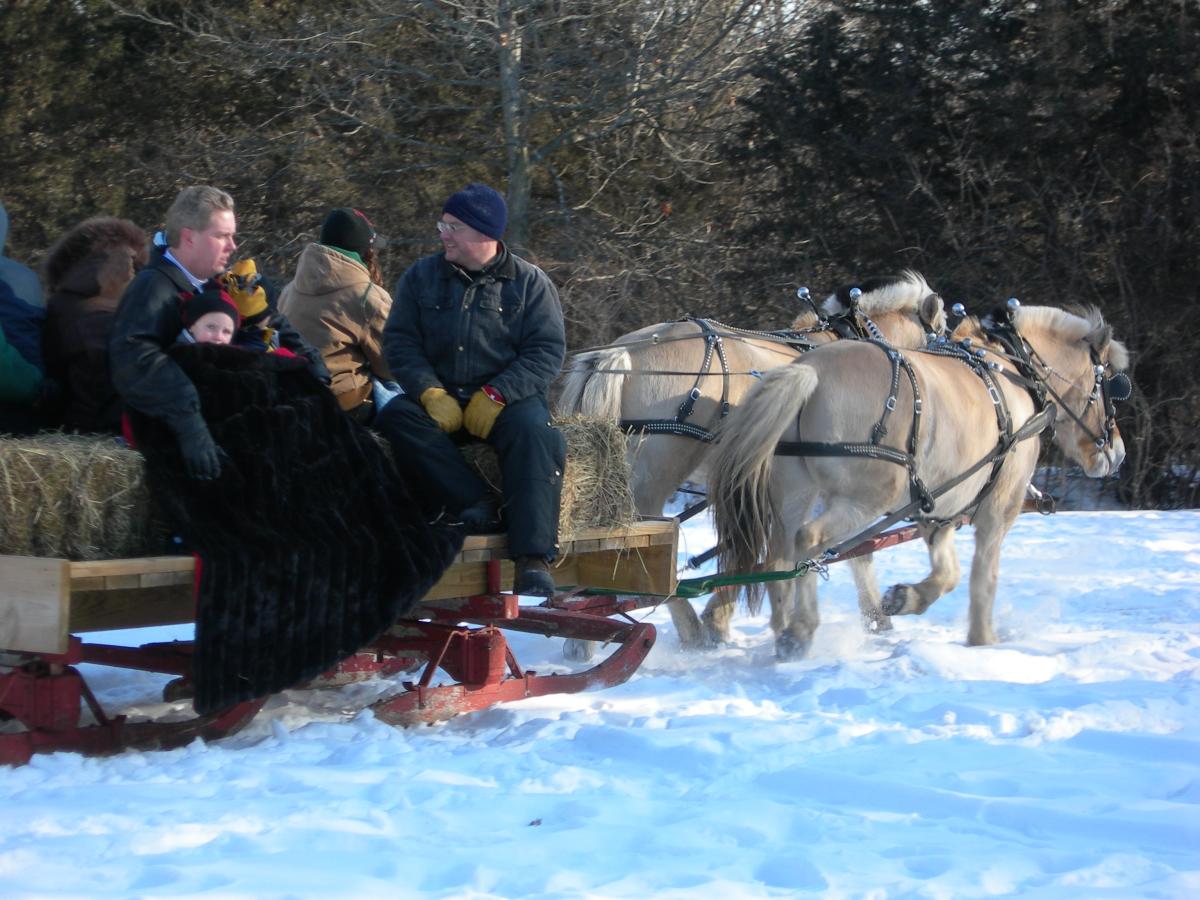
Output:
(0, 519), (678, 655)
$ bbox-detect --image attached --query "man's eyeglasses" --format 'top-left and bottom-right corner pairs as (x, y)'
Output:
(436, 221), (466, 235)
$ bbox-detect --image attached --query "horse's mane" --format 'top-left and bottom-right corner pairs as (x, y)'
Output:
(790, 308), (821, 329)
(821, 269), (936, 317)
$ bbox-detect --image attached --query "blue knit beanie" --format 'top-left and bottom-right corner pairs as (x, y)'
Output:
(442, 184), (507, 240)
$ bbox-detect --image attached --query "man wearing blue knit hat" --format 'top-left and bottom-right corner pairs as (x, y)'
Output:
(378, 183), (566, 597)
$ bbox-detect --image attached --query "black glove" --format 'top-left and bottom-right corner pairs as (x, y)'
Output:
(308, 358), (332, 386)
(172, 416), (222, 480)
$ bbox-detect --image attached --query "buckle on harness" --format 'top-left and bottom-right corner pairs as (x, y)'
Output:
(689, 387), (701, 401)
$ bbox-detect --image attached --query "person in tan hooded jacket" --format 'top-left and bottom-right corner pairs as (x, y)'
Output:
(278, 207), (395, 423)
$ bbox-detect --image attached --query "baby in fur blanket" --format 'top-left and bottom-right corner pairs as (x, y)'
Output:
(127, 342), (464, 714)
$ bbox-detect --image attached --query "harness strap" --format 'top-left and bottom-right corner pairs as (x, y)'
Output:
(815, 405), (1056, 561)
(620, 419), (716, 442)
(620, 317), (732, 441)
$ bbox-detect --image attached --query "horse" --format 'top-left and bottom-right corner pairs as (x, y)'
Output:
(556, 271), (946, 653)
(709, 303), (1130, 657)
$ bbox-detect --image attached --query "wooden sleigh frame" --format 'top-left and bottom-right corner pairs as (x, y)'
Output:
(0, 519), (678, 766)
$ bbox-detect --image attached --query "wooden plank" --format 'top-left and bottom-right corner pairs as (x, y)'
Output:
(0, 556), (71, 654)
(1, 518), (680, 638)
(574, 542), (678, 596)
(69, 556), (195, 579)
(103, 574), (141, 591)
(139, 570), (194, 588)
(70, 585), (194, 632)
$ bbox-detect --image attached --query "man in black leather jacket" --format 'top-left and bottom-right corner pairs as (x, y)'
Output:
(376, 183), (566, 596)
(110, 185), (328, 479)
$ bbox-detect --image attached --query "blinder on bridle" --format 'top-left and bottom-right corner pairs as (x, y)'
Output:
(1091, 356), (1133, 449)
(1102, 370), (1133, 405)
(985, 298), (1131, 451)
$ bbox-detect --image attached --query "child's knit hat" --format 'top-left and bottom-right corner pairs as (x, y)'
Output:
(182, 283), (241, 330)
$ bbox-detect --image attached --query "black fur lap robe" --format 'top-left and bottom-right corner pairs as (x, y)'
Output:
(128, 344), (465, 715)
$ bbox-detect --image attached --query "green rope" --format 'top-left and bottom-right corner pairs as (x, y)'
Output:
(670, 560), (821, 598)
(572, 559), (821, 600)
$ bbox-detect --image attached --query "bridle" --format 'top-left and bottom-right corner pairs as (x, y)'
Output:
(978, 301), (1131, 451)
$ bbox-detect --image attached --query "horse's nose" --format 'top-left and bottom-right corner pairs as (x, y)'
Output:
(1108, 436), (1126, 474)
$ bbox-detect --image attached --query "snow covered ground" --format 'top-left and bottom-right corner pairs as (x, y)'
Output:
(2, 509), (1198, 898)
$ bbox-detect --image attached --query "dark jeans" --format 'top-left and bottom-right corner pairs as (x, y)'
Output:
(374, 393), (566, 560)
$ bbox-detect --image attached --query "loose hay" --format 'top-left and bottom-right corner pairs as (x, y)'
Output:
(0, 434), (163, 560)
(0, 416), (636, 560)
(459, 415), (636, 538)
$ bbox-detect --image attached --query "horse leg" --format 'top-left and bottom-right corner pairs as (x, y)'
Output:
(881, 523), (961, 616)
(772, 572), (818, 660)
(848, 553), (893, 633)
(966, 522), (1004, 646)
(700, 587), (736, 645)
(965, 489), (1025, 645)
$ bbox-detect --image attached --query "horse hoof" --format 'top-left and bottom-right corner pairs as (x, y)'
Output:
(700, 623), (731, 648)
(562, 638), (596, 662)
(863, 611), (894, 633)
(881, 585), (914, 616)
(774, 632), (811, 661)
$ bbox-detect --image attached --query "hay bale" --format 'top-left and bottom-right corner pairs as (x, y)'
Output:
(0, 417), (635, 561)
(0, 433), (163, 560)
(459, 415), (636, 537)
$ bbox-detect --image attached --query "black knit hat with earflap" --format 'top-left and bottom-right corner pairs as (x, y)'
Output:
(319, 208), (376, 257)
(182, 283), (241, 330)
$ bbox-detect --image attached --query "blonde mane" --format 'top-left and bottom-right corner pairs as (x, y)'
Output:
(822, 270), (937, 317)
(1007, 305), (1130, 370)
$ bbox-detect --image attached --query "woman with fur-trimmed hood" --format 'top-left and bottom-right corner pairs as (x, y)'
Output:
(42, 216), (148, 433)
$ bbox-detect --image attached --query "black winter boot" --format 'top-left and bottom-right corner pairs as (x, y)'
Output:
(514, 556), (555, 598)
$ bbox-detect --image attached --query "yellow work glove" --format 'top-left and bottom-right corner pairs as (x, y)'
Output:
(420, 386), (464, 433)
(464, 386), (506, 439)
(220, 259), (269, 322)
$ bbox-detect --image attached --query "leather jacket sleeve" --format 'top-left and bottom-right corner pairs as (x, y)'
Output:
(108, 264), (204, 432)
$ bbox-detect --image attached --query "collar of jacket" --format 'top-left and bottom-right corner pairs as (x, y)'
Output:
(148, 246), (202, 293)
(442, 245), (516, 283)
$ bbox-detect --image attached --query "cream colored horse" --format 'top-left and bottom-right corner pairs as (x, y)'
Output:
(557, 271), (945, 653)
(709, 305), (1129, 657)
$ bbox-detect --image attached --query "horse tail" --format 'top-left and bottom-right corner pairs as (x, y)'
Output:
(710, 362), (820, 615)
(555, 346), (632, 422)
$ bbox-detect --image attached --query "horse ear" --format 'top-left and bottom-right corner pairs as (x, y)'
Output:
(1087, 323), (1113, 356)
(921, 292), (945, 333)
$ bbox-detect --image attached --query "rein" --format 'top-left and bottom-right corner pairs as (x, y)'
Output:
(613, 312), (887, 443)
(981, 320), (1128, 450)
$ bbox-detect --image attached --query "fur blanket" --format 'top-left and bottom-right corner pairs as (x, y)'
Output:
(129, 344), (464, 714)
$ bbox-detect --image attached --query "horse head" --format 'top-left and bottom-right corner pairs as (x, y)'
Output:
(994, 305), (1130, 478)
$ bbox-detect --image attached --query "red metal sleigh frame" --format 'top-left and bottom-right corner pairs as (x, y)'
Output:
(0, 523), (675, 766)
